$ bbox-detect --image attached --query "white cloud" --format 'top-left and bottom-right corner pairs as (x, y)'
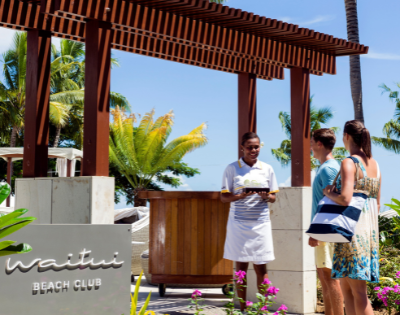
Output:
(362, 51), (400, 61)
(279, 170), (316, 187)
(298, 15), (335, 26)
(277, 15), (335, 27)
(0, 28), (18, 53)
(279, 176), (291, 188)
(158, 174), (193, 191)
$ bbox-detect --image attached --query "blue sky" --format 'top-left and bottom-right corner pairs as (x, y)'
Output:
(1, 0), (399, 209)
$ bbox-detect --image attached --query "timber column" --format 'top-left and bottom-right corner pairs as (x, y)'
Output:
(82, 20), (112, 176)
(290, 67), (311, 187)
(23, 30), (51, 178)
(238, 73), (257, 158)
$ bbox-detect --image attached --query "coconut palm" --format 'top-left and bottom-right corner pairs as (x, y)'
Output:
(372, 84), (400, 154)
(344, 0), (364, 123)
(272, 98), (346, 170)
(109, 107), (208, 206)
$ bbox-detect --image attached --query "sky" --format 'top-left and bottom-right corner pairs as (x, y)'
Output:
(0, 0), (399, 210)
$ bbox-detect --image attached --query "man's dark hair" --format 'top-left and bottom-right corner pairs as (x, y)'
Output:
(241, 132), (260, 145)
(312, 128), (336, 151)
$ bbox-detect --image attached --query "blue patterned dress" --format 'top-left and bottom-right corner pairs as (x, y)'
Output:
(331, 157), (381, 283)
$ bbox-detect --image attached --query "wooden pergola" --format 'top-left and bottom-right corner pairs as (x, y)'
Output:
(0, 0), (368, 186)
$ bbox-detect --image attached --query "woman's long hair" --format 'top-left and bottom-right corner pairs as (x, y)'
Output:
(343, 120), (372, 158)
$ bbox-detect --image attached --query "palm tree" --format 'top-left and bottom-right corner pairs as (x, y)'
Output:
(109, 107), (208, 206)
(372, 84), (400, 154)
(272, 98), (346, 170)
(344, 0), (364, 123)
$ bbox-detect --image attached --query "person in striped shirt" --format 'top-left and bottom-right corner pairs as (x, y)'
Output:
(221, 132), (279, 311)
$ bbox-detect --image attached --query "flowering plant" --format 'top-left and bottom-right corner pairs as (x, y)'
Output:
(243, 277), (287, 315)
(222, 271), (288, 315)
(188, 289), (205, 315)
(373, 271), (400, 315)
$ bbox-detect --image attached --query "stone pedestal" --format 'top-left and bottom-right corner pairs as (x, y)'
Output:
(235, 187), (316, 314)
(15, 177), (114, 224)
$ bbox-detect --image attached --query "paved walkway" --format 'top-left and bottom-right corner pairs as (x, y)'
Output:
(132, 277), (232, 315)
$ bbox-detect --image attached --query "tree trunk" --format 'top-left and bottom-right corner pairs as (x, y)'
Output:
(344, 0), (364, 123)
(133, 189), (147, 207)
(53, 125), (61, 148)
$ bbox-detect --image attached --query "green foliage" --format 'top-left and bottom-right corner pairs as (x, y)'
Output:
(0, 183), (36, 257)
(272, 97), (347, 170)
(109, 107), (207, 205)
(373, 84), (400, 154)
(124, 271), (152, 315)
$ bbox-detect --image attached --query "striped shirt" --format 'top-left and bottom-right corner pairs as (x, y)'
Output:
(221, 158), (279, 222)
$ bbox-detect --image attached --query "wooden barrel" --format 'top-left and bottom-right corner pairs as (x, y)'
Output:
(138, 191), (233, 285)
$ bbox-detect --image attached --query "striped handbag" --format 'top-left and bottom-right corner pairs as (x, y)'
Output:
(306, 157), (367, 243)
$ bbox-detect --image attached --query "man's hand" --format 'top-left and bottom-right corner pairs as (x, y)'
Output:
(308, 237), (319, 247)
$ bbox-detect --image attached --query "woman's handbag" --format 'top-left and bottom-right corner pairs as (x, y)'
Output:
(306, 157), (368, 243)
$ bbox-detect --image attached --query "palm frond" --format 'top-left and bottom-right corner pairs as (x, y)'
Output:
(49, 102), (71, 127)
(372, 136), (400, 154)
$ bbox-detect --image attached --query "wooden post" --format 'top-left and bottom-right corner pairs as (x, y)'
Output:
(67, 159), (72, 177)
(82, 20), (112, 176)
(23, 30), (51, 178)
(238, 73), (257, 158)
(6, 157), (12, 207)
(290, 67), (311, 187)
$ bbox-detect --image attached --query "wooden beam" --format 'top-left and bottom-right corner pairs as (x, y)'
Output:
(23, 29), (51, 178)
(6, 157), (12, 207)
(82, 19), (112, 176)
(290, 67), (311, 187)
(238, 72), (257, 158)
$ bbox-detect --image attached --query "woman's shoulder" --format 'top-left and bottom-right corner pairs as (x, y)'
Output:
(258, 160), (274, 171)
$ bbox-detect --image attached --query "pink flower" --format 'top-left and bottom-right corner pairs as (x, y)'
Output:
(262, 278), (272, 285)
(396, 271), (400, 278)
(246, 301), (253, 307)
(266, 286), (280, 296)
(234, 270), (246, 284)
(273, 312), (279, 315)
(260, 305), (268, 311)
(278, 304), (288, 311)
(374, 287), (381, 291)
(191, 289), (202, 299)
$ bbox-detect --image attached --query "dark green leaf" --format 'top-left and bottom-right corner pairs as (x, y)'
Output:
(0, 243), (32, 256)
(0, 183), (11, 205)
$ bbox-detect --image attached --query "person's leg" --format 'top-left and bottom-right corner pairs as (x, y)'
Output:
(346, 278), (374, 315)
(318, 268), (334, 315)
(253, 263), (268, 292)
(318, 268), (344, 315)
(236, 262), (249, 311)
(340, 278), (356, 315)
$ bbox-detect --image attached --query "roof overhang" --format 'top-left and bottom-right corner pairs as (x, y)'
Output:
(1, 0), (368, 79)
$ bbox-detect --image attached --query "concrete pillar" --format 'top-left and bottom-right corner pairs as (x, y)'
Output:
(15, 177), (115, 224)
(235, 187), (316, 314)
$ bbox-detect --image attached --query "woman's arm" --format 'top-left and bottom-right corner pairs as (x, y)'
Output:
(220, 191), (255, 203)
(257, 191), (276, 203)
(323, 158), (356, 206)
(377, 174), (382, 213)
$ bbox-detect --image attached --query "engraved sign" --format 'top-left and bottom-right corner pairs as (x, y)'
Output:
(0, 225), (131, 315)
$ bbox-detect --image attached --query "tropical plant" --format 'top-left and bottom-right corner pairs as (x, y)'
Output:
(0, 183), (36, 256)
(124, 270), (152, 315)
(372, 84), (400, 154)
(271, 99), (346, 170)
(344, 0), (364, 123)
(109, 107), (208, 206)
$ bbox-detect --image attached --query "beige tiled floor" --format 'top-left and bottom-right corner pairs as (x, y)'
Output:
(132, 277), (231, 315)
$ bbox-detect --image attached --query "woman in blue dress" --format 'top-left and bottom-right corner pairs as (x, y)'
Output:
(323, 120), (381, 315)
